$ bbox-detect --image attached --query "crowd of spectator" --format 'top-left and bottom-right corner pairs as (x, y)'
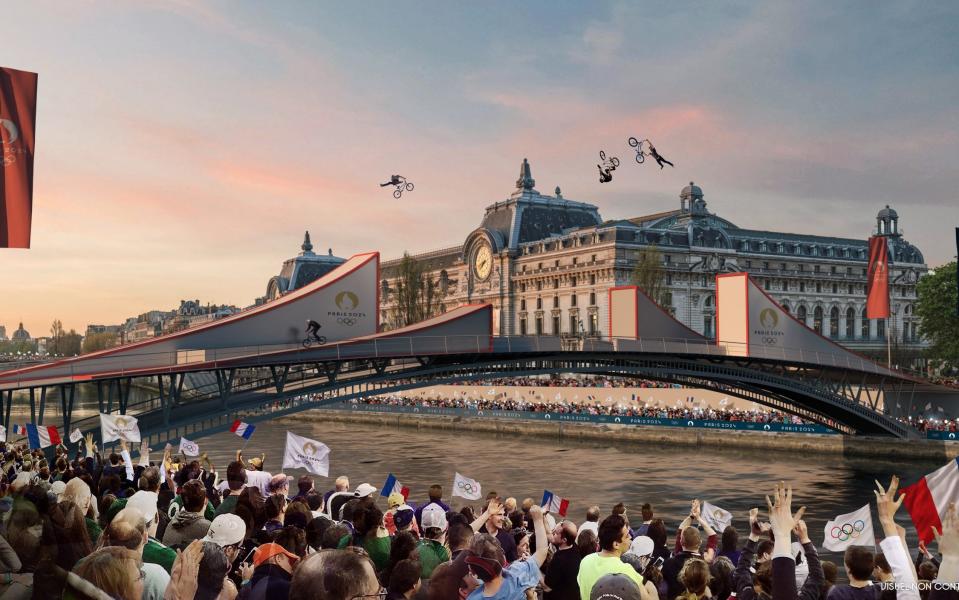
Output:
(3, 431), (953, 599)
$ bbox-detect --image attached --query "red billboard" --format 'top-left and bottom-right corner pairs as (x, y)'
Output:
(0, 66), (38, 248)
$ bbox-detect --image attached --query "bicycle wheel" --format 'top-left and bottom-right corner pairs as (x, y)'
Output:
(635, 152), (645, 164)
(393, 189), (402, 199)
(628, 137), (639, 148)
(405, 182), (414, 191)
(599, 150), (607, 161)
(302, 338), (313, 349)
(316, 336), (327, 345)
(611, 157), (620, 168)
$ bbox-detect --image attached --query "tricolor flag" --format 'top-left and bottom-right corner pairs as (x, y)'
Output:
(12, 424), (25, 436)
(381, 473), (410, 500)
(69, 428), (83, 444)
(0, 66), (39, 249)
(179, 437), (200, 457)
(0, 425), (5, 442)
(541, 490), (570, 517)
(230, 420), (255, 440)
(822, 504), (875, 552)
(26, 424), (61, 449)
(903, 458), (959, 544)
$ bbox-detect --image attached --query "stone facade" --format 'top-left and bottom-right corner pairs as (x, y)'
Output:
(379, 160), (927, 354)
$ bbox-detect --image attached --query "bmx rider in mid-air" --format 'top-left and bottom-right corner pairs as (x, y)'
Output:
(380, 175), (404, 187)
(305, 319), (322, 341)
(647, 142), (674, 169)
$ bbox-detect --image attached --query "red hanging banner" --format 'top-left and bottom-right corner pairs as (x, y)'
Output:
(866, 236), (890, 319)
(0, 66), (38, 249)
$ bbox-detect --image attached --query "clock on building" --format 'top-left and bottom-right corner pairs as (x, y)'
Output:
(473, 243), (493, 282)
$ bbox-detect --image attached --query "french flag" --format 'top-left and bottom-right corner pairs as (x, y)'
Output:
(26, 424), (61, 449)
(542, 490), (570, 517)
(12, 424), (26, 436)
(903, 458), (959, 544)
(382, 473), (410, 500)
(230, 420), (255, 440)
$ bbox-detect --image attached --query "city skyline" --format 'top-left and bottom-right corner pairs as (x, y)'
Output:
(1, 2), (957, 335)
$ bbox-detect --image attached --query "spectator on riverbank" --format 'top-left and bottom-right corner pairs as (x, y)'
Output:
(578, 505), (601, 542)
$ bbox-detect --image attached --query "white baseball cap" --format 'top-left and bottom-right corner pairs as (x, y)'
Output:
(629, 535), (655, 557)
(421, 503), (448, 531)
(127, 491), (159, 525)
(202, 514), (246, 547)
(354, 483), (377, 498)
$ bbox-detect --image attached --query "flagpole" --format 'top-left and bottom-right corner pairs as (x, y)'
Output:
(886, 317), (892, 369)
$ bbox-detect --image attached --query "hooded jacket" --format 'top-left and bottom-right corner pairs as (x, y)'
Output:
(160, 510), (210, 549)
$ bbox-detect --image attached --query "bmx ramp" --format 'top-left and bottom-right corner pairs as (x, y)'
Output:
(715, 272), (896, 376)
(608, 285), (710, 353)
(0, 252), (380, 385)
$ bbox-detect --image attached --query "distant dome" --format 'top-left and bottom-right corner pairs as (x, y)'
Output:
(680, 181), (704, 200)
(11, 322), (30, 341)
(878, 205), (898, 219)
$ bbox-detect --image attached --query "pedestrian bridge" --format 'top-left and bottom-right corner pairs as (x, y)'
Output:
(2, 251), (955, 444)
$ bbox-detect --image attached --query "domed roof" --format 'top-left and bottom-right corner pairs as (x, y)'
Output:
(878, 205), (898, 219)
(680, 181), (704, 200)
(11, 322), (30, 340)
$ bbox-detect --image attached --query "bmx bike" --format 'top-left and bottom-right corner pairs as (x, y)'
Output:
(302, 334), (327, 349)
(393, 178), (415, 199)
(599, 150), (620, 171)
(628, 137), (648, 163)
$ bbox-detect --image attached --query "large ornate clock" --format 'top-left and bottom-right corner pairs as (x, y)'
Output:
(473, 243), (493, 282)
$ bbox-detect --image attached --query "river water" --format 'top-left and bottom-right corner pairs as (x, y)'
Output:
(194, 410), (943, 560)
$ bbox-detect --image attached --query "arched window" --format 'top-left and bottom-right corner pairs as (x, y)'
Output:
(829, 307), (839, 338)
(845, 307), (855, 338)
(814, 306), (824, 334)
(797, 305), (807, 325)
(782, 301), (790, 314)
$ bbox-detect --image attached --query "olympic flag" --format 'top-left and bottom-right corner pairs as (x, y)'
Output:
(822, 504), (875, 552)
(179, 437), (200, 457)
(452, 472), (482, 501)
(0, 66), (38, 248)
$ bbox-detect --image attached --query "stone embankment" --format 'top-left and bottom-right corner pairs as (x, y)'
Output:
(280, 409), (954, 462)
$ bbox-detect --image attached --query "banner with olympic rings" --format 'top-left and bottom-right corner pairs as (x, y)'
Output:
(822, 503), (875, 551)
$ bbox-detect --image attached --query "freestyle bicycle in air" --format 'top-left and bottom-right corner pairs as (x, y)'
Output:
(380, 174), (415, 199)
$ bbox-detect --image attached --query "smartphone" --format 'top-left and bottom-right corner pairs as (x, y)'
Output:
(240, 546), (256, 565)
(643, 556), (664, 579)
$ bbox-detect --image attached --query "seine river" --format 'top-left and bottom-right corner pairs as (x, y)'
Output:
(193, 411), (943, 560)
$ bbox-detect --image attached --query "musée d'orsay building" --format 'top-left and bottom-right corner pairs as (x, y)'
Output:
(272, 159), (927, 356)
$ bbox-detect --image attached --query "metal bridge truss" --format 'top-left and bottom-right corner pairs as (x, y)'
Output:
(12, 349), (916, 451)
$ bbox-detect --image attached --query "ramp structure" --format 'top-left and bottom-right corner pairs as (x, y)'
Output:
(0, 252), (380, 385)
(608, 285), (709, 353)
(715, 273), (894, 375)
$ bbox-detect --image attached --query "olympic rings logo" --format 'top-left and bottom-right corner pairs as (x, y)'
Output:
(337, 317), (357, 326)
(457, 481), (478, 494)
(830, 520), (866, 542)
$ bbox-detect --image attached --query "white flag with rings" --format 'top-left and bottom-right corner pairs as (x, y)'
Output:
(453, 472), (482, 500)
(822, 504), (875, 552)
(179, 437), (200, 457)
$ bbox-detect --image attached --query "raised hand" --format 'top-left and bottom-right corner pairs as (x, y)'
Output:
(119, 438), (128, 453)
(704, 547), (716, 563)
(168, 540), (203, 600)
(874, 476), (905, 538)
(84, 432), (95, 456)
(793, 519), (811, 544)
(933, 502), (959, 559)
(766, 481), (806, 538)
(690, 498), (701, 519)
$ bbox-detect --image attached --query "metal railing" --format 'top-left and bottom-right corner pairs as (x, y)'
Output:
(0, 334), (907, 390)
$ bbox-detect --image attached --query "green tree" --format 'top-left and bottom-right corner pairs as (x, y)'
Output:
(386, 252), (441, 330)
(82, 331), (118, 354)
(915, 261), (959, 370)
(48, 319), (65, 356)
(629, 245), (672, 308)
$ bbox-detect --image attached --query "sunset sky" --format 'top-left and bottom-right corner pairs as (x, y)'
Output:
(1, 1), (957, 336)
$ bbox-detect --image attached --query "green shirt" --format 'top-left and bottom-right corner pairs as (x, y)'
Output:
(85, 517), (102, 546)
(577, 553), (643, 600)
(415, 538), (450, 579)
(214, 495), (239, 517)
(143, 537), (177, 574)
(337, 534), (393, 572)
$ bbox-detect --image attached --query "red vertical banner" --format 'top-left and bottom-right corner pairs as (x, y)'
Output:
(866, 235), (890, 319)
(0, 66), (38, 249)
